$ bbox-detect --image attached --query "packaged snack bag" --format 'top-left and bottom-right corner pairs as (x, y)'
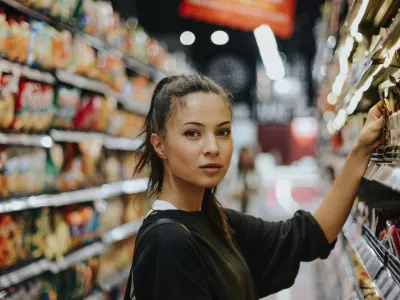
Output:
(3, 16), (30, 63)
(0, 213), (17, 270)
(31, 207), (52, 258)
(0, 72), (17, 130)
(52, 85), (81, 129)
(13, 79), (37, 132)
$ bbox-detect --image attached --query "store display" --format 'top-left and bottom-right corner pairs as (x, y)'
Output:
(316, 1), (400, 299)
(0, 0), (192, 298)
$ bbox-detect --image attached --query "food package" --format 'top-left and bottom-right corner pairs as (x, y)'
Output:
(50, 0), (79, 21)
(98, 196), (124, 234)
(73, 93), (106, 131)
(3, 16), (30, 63)
(0, 72), (17, 130)
(34, 83), (54, 132)
(0, 10), (10, 54)
(0, 213), (18, 270)
(107, 110), (144, 138)
(13, 79), (36, 132)
(57, 141), (103, 190)
(52, 85), (81, 129)
(45, 143), (64, 190)
(31, 207), (52, 259)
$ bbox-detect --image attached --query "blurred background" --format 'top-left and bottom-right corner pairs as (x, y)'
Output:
(0, 0), (399, 299)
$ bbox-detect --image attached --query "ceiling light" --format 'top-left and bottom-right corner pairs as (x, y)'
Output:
(211, 31), (229, 45)
(254, 25), (285, 81)
(180, 31), (195, 46)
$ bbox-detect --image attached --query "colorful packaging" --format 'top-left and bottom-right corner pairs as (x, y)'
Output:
(53, 30), (72, 69)
(52, 85), (81, 129)
(0, 10), (10, 54)
(102, 151), (122, 183)
(45, 143), (64, 190)
(73, 93), (100, 131)
(0, 72), (17, 130)
(33, 84), (54, 132)
(65, 204), (94, 249)
(13, 79), (37, 132)
(3, 17), (30, 63)
(98, 196), (123, 234)
(14, 209), (32, 262)
(50, 0), (79, 21)
(31, 207), (52, 259)
(0, 146), (7, 196)
(28, 22), (57, 70)
(0, 213), (17, 270)
(44, 208), (71, 260)
(107, 110), (144, 138)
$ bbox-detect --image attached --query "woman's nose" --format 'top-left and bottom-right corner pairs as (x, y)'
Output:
(203, 135), (220, 156)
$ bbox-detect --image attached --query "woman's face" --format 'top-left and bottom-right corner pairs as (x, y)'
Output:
(159, 92), (233, 189)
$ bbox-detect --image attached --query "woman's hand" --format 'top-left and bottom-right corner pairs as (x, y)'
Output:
(355, 101), (389, 154)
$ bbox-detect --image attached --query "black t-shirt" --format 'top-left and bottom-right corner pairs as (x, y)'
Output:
(126, 209), (335, 300)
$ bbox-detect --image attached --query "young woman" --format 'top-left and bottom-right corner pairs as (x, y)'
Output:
(124, 75), (384, 300)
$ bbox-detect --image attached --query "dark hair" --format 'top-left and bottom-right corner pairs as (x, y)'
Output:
(134, 75), (233, 239)
(238, 147), (255, 174)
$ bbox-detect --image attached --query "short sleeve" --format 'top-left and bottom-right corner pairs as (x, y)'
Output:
(225, 209), (336, 297)
(132, 223), (212, 300)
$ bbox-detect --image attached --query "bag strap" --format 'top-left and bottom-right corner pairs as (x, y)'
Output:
(125, 218), (192, 300)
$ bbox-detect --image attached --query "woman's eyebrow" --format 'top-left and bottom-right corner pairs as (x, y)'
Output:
(183, 121), (231, 127)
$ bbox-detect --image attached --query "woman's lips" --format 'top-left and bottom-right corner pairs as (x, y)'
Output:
(200, 164), (222, 175)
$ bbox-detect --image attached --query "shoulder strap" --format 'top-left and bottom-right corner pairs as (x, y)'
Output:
(125, 218), (192, 300)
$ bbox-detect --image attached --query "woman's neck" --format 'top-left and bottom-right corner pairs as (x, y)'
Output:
(158, 173), (204, 212)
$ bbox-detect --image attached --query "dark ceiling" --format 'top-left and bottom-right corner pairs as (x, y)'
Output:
(111, 0), (325, 107)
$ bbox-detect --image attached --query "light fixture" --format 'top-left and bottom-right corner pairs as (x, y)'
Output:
(254, 25), (285, 81)
(211, 31), (229, 45)
(180, 31), (195, 46)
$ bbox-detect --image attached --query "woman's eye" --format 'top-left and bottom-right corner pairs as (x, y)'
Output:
(218, 129), (231, 137)
(184, 130), (200, 138)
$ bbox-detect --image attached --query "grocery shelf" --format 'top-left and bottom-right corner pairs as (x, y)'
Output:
(364, 163), (400, 193)
(55, 70), (115, 96)
(341, 252), (363, 300)
(0, 0), (166, 82)
(0, 177), (149, 213)
(342, 221), (384, 280)
(342, 220), (400, 299)
(50, 129), (143, 151)
(48, 242), (105, 274)
(0, 259), (50, 290)
(102, 219), (143, 245)
(0, 133), (53, 148)
(0, 59), (55, 84)
(99, 265), (131, 292)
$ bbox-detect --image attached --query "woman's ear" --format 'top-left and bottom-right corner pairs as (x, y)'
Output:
(150, 133), (167, 159)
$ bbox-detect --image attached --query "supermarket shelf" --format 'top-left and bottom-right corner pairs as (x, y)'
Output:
(102, 219), (143, 245)
(375, 253), (400, 299)
(99, 265), (131, 292)
(0, 0), (166, 82)
(0, 177), (149, 213)
(341, 252), (363, 300)
(0, 133), (53, 148)
(48, 242), (105, 274)
(364, 163), (400, 193)
(0, 259), (50, 290)
(55, 70), (115, 96)
(50, 130), (143, 151)
(342, 221), (384, 280)
(0, 59), (55, 84)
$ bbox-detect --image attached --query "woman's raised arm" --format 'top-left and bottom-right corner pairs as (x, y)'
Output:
(314, 101), (387, 243)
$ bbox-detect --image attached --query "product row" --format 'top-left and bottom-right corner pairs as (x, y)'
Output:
(0, 193), (144, 271)
(2, 0), (167, 71)
(0, 142), (148, 197)
(0, 236), (135, 300)
(0, 68), (147, 135)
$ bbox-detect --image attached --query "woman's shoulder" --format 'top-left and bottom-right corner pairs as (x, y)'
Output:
(137, 213), (196, 250)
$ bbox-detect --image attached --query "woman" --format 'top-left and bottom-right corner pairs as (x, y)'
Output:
(125, 75), (383, 300)
(230, 147), (264, 214)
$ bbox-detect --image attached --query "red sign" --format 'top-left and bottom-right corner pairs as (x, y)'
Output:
(179, 0), (296, 39)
